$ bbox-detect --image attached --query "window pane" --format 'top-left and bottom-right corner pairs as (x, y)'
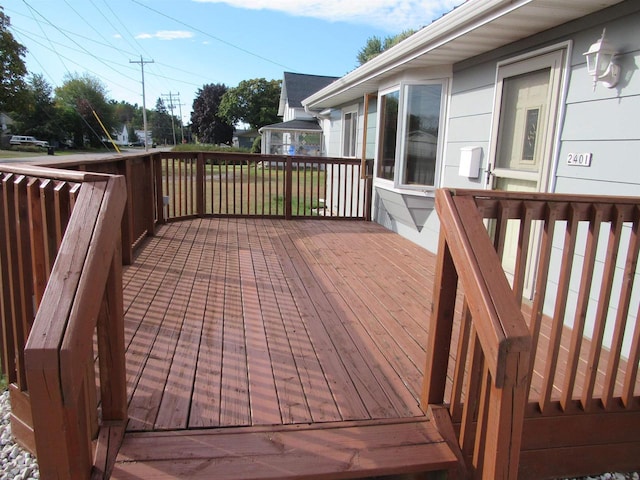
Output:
(402, 84), (442, 186)
(378, 91), (399, 180)
(343, 112), (356, 157)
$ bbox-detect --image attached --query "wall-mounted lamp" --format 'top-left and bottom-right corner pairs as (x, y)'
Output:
(583, 28), (620, 90)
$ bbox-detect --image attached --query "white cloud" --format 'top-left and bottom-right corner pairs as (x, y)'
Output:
(135, 30), (195, 40)
(192, 0), (463, 31)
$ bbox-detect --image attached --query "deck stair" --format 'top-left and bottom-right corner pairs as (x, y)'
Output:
(111, 418), (458, 479)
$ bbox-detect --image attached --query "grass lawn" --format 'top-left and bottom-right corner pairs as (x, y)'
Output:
(162, 161), (328, 217)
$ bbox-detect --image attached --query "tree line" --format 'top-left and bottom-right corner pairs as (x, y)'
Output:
(0, 7), (283, 151)
(2, 4), (416, 151)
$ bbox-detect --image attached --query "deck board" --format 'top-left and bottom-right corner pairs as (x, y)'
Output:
(112, 418), (456, 480)
(121, 219), (435, 432)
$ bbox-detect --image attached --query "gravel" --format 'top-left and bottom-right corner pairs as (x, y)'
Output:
(0, 390), (39, 480)
(0, 388), (636, 479)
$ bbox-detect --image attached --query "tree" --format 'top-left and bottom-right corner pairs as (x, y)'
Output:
(0, 7), (28, 112)
(218, 78), (281, 131)
(191, 83), (234, 144)
(357, 29), (417, 65)
(151, 98), (174, 145)
(55, 73), (114, 148)
(13, 74), (63, 143)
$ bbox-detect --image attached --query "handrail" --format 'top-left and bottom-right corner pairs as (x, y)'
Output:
(422, 188), (531, 479)
(14, 166), (128, 478)
(423, 187), (640, 478)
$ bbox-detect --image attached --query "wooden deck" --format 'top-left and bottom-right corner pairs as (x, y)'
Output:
(112, 218), (457, 478)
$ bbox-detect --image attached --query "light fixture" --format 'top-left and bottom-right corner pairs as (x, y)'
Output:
(583, 28), (620, 90)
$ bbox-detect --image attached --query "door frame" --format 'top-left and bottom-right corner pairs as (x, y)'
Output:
(486, 41), (572, 192)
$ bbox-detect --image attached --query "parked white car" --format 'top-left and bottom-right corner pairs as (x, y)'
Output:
(9, 135), (49, 148)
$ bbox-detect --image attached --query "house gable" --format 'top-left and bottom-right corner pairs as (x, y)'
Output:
(279, 72), (338, 121)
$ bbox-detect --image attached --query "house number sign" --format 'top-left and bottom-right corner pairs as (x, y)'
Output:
(567, 153), (592, 167)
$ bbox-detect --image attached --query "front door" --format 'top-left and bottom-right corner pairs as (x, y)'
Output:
(489, 49), (566, 297)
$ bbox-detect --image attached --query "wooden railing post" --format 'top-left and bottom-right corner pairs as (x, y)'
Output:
(154, 154), (165, 225)
(196, 152), (205, 217)
(421, 229), (458, 407)
(120, 158), (134, 265)
(483, 351), (529, 479)
(144, 154), (156, 236)
(285, 157), (293, 220)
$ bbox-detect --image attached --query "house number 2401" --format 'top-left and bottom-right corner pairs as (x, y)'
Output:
(567, 153), (592, 167)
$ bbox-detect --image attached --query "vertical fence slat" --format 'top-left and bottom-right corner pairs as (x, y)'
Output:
(540, 204), (580, 413)
(622, 300), (640, 407)
(528, 204), (560, 401)
(582, 206), (623, 411)
(27, 179), (47, 309)
(0, 174), (17, 384)
(4, 175), (28, 389)
(561, 205), (602, 410)
(459, 331), (484, 463)
(512, 203), (534, 303)
(53, 182), (71, 247)
(285, 158), (292, 220)
(196, 153), (204, 217)
(602, 208), (640, 408)
(449, 301), (472, 424)
(39, 180), (58, 275)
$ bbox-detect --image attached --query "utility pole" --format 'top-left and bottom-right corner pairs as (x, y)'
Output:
(177, 99), (185, 143)
(162, 92), (181, 146)
(130, 56), (154, 151)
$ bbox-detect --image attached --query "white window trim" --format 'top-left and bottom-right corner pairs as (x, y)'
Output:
(341, 104), (359, 158)
(373, 79), (449, 194)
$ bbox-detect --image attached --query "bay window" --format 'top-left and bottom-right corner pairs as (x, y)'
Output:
(376, 81), (445, 188)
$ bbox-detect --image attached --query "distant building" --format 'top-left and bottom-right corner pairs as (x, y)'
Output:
(260, 72), (338, 156)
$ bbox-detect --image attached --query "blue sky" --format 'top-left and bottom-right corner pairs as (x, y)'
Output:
(6, 0), (461, 125)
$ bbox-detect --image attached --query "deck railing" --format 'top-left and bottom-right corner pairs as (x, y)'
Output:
(0, 164), (128, 479)
(424, 188), (640, 479)
(155, 152), (372, 222)
(422, 188), (531, 479)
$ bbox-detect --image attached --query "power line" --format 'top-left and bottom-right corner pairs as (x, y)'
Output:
(129, 0), (296, 72)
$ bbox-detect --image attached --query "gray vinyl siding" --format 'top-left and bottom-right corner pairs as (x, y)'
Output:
(434, 2), (640, 356)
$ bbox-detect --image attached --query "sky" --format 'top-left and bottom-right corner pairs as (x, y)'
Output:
(5, 0), (462, 126)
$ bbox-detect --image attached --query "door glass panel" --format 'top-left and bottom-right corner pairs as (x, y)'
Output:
(496, 68), (550, 173)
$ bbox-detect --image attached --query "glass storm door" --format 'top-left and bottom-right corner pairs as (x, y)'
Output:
(490, 50), (565, 296)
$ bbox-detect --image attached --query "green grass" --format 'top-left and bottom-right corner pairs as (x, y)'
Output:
(162, 161), (327, 217)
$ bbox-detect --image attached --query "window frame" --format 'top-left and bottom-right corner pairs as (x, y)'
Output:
(341, 105), (359, 158)
(375, 78), (448, 192)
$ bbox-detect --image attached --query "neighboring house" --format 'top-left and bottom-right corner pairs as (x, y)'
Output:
(233, 129), (259, 150)
(260, 72), (338, 155)
(115, 125), (129, 146)
(1, 113), (14, 134)
(303, 0), (639, 352)
(0, 113), (14, 148)
(135, 129), (152, 146)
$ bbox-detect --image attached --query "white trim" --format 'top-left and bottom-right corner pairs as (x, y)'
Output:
(374, 79), (449, 192)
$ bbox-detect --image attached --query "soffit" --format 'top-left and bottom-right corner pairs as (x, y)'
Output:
(303, 0), (625, 110)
